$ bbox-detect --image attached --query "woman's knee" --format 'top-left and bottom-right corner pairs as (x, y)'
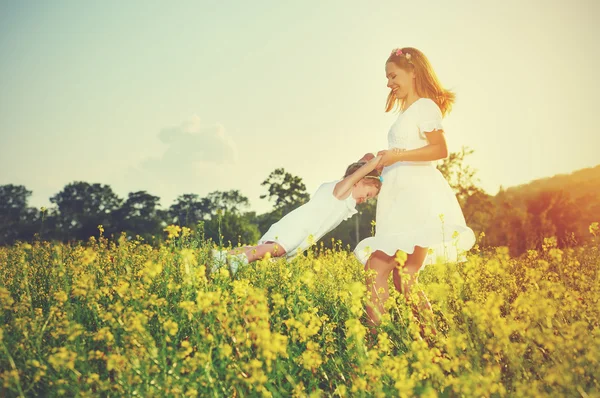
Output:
(365, 250), (396, 273)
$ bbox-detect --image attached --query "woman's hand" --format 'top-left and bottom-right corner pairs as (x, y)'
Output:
(376, 149), (403, 169)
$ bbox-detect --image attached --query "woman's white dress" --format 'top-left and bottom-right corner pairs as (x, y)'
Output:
(354, 98), (476, 267)
(259, 180), (358, 258)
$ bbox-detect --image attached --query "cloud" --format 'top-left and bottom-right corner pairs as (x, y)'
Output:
(151, 115), (237, 166)
(116, 116), (241, 207)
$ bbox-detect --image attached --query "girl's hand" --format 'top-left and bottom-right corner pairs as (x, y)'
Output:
(369, 154), (383, 171)
(374, 152), (385, 173)
(359, 152), (375, 162)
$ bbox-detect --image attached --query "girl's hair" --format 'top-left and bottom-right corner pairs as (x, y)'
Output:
(344, 162), (382, 190)
(385, 47), (454, 117)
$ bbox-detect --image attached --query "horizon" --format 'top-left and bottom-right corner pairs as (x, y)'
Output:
(3, 157), (599, 214)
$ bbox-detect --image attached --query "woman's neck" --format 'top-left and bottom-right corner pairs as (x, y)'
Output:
(402, 92), (421, 111)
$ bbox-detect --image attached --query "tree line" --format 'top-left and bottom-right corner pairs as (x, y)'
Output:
(1, 148), (596, 257)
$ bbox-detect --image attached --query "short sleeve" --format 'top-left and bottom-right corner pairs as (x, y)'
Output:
(417, 98), (443, 138)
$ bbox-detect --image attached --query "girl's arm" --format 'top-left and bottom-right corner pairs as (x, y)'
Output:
(333, 155), (382, 199)
(378, 131), (448, 166)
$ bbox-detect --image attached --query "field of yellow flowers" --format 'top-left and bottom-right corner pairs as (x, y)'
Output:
(1, 224), (599, 397)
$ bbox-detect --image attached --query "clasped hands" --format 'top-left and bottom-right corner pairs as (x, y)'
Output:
(359, 148), (406, 172)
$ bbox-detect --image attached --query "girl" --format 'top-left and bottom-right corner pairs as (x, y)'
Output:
(212, 155), (383, 273)
(355, 47), (476, 332)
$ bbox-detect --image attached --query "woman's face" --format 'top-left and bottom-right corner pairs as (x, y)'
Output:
(385, 62), (414, 100)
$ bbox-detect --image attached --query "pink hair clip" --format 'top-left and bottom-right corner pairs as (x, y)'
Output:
(391, 48), (412, 61)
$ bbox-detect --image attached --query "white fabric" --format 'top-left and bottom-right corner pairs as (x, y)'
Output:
(259, 180), (358, 259)
(354, 98), (476, 268)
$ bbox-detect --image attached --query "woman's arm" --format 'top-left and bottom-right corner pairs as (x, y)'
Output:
(333, 155), (382, 199)
(377, 130), (448, 167)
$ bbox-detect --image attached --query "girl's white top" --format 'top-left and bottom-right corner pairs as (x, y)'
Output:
(354, 98), (476, 268)
(259, 180), (357, 258)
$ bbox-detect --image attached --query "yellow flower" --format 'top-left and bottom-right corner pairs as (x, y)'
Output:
(285, 311), (322, 343)
(180, 248), (197, 274)
(47, 347), (77, 371)
(181, 226), (192, 238)
(299, 341), (323, 370)
(143, 260), (163, 279)
(106, 354), (127, 372)
(395, 250), (408, 266)
(93, 327), (114, 343)
(548, 248), (563, 262)
(293, 382), (306, 397)
(164, 225), (182, 239)
(81, 248), (97, 266)
(53, 290), (68, 304)
(334, 385), (347, 397)
(177, 340), (193, 359)
(179, 300), (198, 320)
(589, 222), (599, 236)
(163, 319), (179, 336)
(114, 281), (130, 297)
(220, 343), (233, 358)
(0, 287), (15, 310)
(271, 293), (285, 309)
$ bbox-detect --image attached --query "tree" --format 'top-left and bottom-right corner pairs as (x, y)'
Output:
(437, 146), (483, 208)
(321, 200), (378, 250)
(168, 194), (211, 227)
(201, 190), (258, 246)
(462, 190), (495, 237)
(527, 190), (581, 249)
(114, 191), (164, 240)
(435, 146), (501, 246)
(0, 184), (38, 245)
(204, 211), (260, 248)
(50, 182), (123, 241)
(260, 168), (310, 215)
(206, 190), (250, 216)
(486, 194), (529, 256)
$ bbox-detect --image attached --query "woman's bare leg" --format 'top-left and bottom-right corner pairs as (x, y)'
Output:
(392, 246), (437, 339)
(364, 250), (397, 332)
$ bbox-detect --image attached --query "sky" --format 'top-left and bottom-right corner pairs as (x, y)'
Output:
(1, 0), (599, 215)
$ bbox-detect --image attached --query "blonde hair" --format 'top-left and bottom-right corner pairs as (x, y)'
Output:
(385, 47), (454, 117)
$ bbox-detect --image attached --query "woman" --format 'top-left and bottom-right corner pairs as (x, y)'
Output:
(355, 47), (476, 333)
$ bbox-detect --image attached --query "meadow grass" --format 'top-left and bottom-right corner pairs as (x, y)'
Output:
(1, 226), (598, 397)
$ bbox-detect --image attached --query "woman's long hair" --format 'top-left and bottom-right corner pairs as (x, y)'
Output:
(385, 47), (454, 117)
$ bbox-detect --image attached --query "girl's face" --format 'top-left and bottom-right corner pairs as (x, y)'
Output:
(352, 180), (379, 204)
(385, 62), (415, 100)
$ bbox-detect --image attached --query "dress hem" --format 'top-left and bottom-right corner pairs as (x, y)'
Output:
(354, 227), (476, 266)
